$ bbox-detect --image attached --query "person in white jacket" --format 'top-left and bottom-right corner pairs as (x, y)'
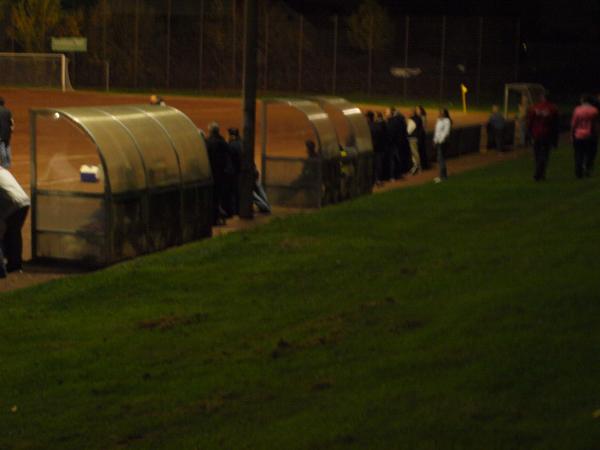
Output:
(0, 167), (30, 275)
(433, 108), (452, 182)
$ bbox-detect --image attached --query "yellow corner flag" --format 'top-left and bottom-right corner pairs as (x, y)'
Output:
(461, 84), (468, 113)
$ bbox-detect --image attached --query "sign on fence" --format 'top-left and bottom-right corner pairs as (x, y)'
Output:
(51, 37), (87, 53)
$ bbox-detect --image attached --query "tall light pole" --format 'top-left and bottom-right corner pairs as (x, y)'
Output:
(239, 0), (258, 219)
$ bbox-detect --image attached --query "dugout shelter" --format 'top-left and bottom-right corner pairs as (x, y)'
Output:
(30, 104), (213, 266)
(260, 98), (342, 208)
(312, 97), (374, 198)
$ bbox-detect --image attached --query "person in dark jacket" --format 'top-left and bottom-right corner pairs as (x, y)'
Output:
(373, 112), (389, 182)
(386, 107), (411, 179)
(415, 106), (429, 170)
(366, 111), (386, 184)
(0, 97), (14, 169)
(487, 105), (506, 152)
(227, 127), (243, 215)
(206, 122), (234, 224)
(527, 94), (559, 181)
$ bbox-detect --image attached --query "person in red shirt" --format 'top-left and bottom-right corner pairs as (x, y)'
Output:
(527, 94), (559, 181)
(571, 94), (599, 178)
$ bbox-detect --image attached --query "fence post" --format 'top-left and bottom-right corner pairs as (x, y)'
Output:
(198, 0), (204, 90)
(297, 14), (303, 92)
(263, 3), (269, 90)
(476, 16), (483, 105)
(232, 0), (237, 88)
(332, 14), (338, 95)
(367, 13), (373, 96)
(439, 15), (446, 103)
(133, 0), (140, 88)
(102, 0), (107, 63)
(514, 18), (520, 82)
(166, 0), (171, 88)
(403, 15), (409, 99)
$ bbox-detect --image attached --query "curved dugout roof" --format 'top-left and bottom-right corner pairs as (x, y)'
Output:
(264, 98), (340, 159)
(34, 105), (211, 194)
(314, 97), (373, 154)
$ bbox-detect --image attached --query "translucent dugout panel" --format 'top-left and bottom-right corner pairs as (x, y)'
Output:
(261, 99), (343, 208)
(314, 97), (373, 154)
(103, 106), (181, 188)
(35, 112), (103, 193)
(64, 108), (147, 193)
(264, 103), (320, 158)
(132, 105), (212, 184)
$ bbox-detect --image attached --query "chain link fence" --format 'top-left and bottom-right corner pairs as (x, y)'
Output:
(1, 0), (522, 103)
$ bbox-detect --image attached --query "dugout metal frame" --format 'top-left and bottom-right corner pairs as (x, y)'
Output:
(503, 83), (546, 117)
(29, 104), (213, 266)
(260, 98), (342, 208)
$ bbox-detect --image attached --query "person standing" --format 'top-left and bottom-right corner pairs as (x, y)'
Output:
(374, 111), (389, 183)
(205, 122), (233, 225)
(406, 115), (421, 175)
(0, 166), (30, 274)
(415, 106), (429, 170)
(487, 105), (506, 153)
(366, 111), (386, 184)
(386, 107), (410, 179)
(0, 97), (14, 169)
(571, 95), (599, 178)
(227, 127), (243, 214)
(527, 94), (559, 181)
(433, 108), (452, 183)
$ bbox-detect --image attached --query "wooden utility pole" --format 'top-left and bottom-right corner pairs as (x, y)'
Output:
(239, 0), (258, 219)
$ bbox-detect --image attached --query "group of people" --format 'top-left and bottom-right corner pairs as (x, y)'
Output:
(204, 122), (270, 226)
(365, 106), (430, 184)
(0, 97), (29, 279)
(366, 105), (455, 184)
(523, 93), (599, 181)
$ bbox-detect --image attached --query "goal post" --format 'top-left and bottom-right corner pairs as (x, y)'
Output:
(0, 52), (73, 92)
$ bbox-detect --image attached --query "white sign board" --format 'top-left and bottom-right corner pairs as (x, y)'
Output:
(51, 37), (87, 52)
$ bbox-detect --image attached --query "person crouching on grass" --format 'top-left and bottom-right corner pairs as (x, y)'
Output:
(0, 166), (30, 276)
(433, 108), (452, 183)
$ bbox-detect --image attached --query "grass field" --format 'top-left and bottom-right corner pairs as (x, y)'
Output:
(1, 145), (600, 449)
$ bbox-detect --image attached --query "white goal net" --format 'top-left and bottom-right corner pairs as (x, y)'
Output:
(0, 52), (73, 91)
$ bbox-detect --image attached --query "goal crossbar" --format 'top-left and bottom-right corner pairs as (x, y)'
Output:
(0, 52), (73, 92)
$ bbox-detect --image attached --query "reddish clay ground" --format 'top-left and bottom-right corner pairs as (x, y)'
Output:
(0, 87), (497, 293)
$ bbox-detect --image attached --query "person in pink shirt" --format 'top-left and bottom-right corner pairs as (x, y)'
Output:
(571, 95), (599, 178)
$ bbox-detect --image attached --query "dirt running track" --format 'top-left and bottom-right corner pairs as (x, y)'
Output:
(0, 87), (491, 292)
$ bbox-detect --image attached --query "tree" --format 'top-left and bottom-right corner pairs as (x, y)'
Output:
(346, 0), (393, 52)
(8, 0), (82, 52)
(346, 0), (393, 94)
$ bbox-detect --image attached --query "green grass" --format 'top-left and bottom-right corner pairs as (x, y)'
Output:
(2, 146), (600, 449)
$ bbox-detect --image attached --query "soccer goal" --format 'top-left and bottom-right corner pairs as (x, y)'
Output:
(0, 52), (73, 92)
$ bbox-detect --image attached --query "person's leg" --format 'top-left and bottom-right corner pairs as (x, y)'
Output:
(573, 139), (585, 178)
(0, 239), (6, 278)
(533, 140), (544, 180)
(409, 137), (420, 173)
(540, 141), (551, 180)
(495, 129), (504, 152)
(0, 142), (8, 169)
(4, 206), (29, 272)
(437, 144), (447, 179)
(586, 139), (598, 177)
